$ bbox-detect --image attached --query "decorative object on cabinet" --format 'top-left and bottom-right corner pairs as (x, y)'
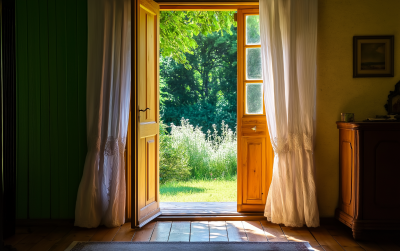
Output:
(336, 122), (400, 240)
(384, 80), (400, 114)
(353, 35), (394, 78)
(341, 113), (354, 122)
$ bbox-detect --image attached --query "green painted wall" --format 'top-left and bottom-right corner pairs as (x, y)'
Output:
(16, 0), (88, 219)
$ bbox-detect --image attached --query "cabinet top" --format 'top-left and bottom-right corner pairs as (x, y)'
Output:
(337, 121), (400, 130)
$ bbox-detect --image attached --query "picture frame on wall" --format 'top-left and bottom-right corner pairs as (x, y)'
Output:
(353, 35), (394, 78)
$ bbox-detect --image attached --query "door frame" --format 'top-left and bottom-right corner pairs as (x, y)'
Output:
(131, 0), (260, 227)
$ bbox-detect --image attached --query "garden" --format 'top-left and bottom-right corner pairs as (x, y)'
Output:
(159, 10), (238, 202)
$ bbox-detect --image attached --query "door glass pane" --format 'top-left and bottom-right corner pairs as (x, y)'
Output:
(246, 48), (262, 80)
(246, 15), (260, 45)
(246, 83), (263, 114)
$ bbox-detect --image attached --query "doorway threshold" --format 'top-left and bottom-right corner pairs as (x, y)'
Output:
(158, 202), (266, 221)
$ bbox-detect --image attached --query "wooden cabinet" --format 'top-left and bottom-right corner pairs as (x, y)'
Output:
(336, 122), (400, 240)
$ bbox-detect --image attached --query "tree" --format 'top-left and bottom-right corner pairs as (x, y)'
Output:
(160, 11), (236, 69)
(160, 26), (237, 134)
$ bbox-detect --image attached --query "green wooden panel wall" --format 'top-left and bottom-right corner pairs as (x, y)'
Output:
(16, 0), (88, 219)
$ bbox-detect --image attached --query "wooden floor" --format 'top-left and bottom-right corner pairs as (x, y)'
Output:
(5, 220), (400, 251)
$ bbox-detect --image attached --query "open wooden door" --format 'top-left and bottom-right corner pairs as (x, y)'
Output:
(237, 8), (274, 213)
(133, 0), (161, 228)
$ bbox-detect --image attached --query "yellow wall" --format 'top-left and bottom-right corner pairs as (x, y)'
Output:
(316, 0), (400, 217)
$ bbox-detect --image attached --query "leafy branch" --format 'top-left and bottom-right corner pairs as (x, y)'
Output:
(160, 11), (236, 69)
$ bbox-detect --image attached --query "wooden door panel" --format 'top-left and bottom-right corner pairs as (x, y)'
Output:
(363, 131), (400, 220)
(135, 0), (161, 228)
(243, 137), (265, 204)
(146, 12), (156, 121)
(341, 141), (352, 206)
(338, 129), (355, 217)
(146, 137), (156, 204)
(138, 7), (147, 117)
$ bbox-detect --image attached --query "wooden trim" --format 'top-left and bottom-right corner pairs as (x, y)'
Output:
(132, 0), (138, 228)
(16, 219), (75, 227)
(237, 8), (244, 212)
(336, 121), (400, 130)
(160, 5), (257, 10)
(139, 208), (161, 226)
(155, 215), (267, 221)
(158, 2), (259, 6)
(125, 109), (132, 221)
(160, 211), (263, 216)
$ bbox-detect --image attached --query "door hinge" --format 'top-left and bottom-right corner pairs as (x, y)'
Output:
(234, 13), (238, 22)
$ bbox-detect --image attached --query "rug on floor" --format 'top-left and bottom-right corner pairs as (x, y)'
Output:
(65, 241), (313, 251)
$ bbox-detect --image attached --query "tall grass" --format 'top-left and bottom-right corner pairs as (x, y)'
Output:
(160, 118), (237, 184)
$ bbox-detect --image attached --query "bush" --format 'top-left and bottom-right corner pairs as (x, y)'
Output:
(159, 118), (237, 183)
(160, 100), (237, 136)
(159, 122), (191, 184)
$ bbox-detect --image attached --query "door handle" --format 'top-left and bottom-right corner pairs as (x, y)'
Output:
(139, 108), (150, 112)
(252, 126), (257, 132)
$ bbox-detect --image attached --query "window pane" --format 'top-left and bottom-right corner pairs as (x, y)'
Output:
(246, 48), (262, 80)
(246, 83), (263, 114)
(246, 15), (260, 45)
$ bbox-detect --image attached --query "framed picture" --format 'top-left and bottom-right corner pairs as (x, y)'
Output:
(353, 35), (394, 78)
(385, 81), (400, 115)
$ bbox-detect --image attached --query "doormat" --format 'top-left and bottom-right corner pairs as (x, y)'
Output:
(65, 241), (313, 251)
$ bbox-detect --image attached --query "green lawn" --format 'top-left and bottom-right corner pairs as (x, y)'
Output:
(160, 179), (237, 202)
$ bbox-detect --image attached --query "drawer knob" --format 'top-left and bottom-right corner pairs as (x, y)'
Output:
(252, 126), (257, 132)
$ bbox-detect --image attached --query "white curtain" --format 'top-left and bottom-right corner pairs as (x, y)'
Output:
(260, 0), (319, 227)
(75, 0), (131, 228)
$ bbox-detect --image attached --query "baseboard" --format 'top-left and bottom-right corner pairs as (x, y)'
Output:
(319, 217), (341, 225)
(16, 219), (75, 227)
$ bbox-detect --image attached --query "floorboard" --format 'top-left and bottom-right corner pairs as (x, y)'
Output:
(226, 221), (248, 242)
(332, 235), (363, 249)
(190, 221), (209, 242)
(5, 220), (393, 250)
(321, 244), (346, 251)
(309, 227), (341, 246)
(242, 221), (268, 242)
(260, 221), (287, 242)
(280, 225), (320, 247)
(48, 227), (97, 251)
(355, 241), (384, 251)
(209, 221), (228, 242)
(89, 226), (121, 241)
(29, 227), (72, 251)
(113, 223), (136, 241)
(150, 221), (173, 242)
(131, 221), (156, 242)
(341, 247), (365, 251)
(167, 221), (191, 242)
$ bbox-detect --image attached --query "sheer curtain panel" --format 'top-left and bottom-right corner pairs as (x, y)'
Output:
(75, 0), (131, 228)
(260, 0), (320, 227)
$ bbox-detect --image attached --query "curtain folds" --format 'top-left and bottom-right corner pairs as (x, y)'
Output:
(75, 0), (131, 228)
(260, 0), (320, 227)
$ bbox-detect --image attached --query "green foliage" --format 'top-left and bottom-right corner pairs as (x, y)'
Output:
(160, 11), (236, 69)
(159, 119), (237, 184)
(160, 179), (237, 202)
(159, 12), (238, 185)
(159, 122), (191, 184)
(160, 26), (237, 134)
(245, 15), (260, 44)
